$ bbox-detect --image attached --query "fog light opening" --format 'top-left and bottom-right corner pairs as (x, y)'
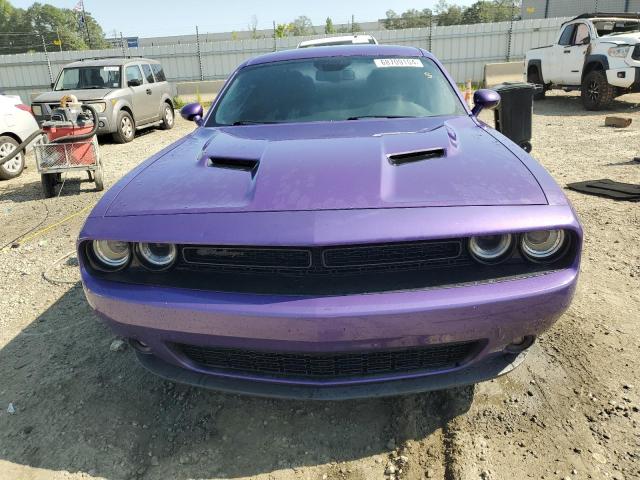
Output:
(129, 338), (152, 354)
(505, 335), (535, 354)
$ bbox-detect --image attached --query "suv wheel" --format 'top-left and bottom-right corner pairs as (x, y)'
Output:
(527, 68), (546, 100)
(112, 111), (135, 143)
(0, 136), (25, 180)
(582, 70), (615, 110)
(160, 103), (175, 130)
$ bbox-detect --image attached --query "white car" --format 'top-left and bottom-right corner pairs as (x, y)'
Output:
(297, 34), (378, 49)
(525, 13), (640, 110)
(0, 94), (40, 180)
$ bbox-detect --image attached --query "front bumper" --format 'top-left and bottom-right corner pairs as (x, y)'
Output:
(606, 66), (640, 90)
(82, 263), (578, 397)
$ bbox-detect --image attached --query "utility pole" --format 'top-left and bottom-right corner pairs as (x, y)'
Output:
(428, 12), (433, 52)
(506, 0), (516, 62)
(195, 25), (204, 81)
(120, 32), (126, 57)
(41, 34), (54, 85)
(273, 20), (277, 52)
(82, 1), (92, 48)
(351, 14), (355, 33)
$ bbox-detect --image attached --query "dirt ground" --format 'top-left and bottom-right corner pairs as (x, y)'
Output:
(0, 92), (639, 480)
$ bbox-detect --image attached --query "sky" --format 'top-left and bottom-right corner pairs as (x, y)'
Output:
(9, 0), (477, 38)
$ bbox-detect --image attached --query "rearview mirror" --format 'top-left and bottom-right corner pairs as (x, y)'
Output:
(471, 89), (501, 116)
(181, 102), (204, 126)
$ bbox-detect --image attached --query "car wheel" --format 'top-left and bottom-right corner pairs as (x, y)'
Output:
(527, 69), (546, 101)
(0, 136), (25, 180)
(160, 103), (175, 130)
(581, 70), (615, 110)
(112, 111), (135, 143)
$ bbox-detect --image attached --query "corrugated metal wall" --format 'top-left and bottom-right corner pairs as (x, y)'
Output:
(523, 0), (640, 19)
(0, 17), (567, 102)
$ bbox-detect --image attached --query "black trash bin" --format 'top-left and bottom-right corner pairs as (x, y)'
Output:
(493, 82), (535, 153)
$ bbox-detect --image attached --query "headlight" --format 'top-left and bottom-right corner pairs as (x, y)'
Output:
(468, 234), (513, 264)
(88, 102), (107, 113)
(521, 230), (566, 262)
(31, 104), (42, 116)
(136, 243), (177, 271)
(91, 240), (130, 270)
(608, 45), (631, 58)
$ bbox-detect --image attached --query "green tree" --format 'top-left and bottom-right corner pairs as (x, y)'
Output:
(435, 0), (464, 26)
(461, 0), (518, 25)
(324, 16), (335, 34)
(0, 0), (109, 53)
(274, 23), (290, 38)
(290, 15), (313, 36)
(384, 8), (432, 29)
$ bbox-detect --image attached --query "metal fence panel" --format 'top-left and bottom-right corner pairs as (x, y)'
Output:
(0, 17), (569, 102)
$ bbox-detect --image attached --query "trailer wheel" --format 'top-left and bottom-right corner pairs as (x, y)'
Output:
(41, 173), (57, 198)
(94, 163), (104, 191)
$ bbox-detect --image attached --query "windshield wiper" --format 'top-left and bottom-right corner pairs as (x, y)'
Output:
(232, 120), (282, 125)
(346, 115), (417, 120)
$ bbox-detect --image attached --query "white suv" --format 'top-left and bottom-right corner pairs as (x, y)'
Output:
(525, 13), (640, 110)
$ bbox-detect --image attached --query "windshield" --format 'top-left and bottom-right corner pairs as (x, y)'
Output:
(54, 66), (122, 91)
(209, 56), (466, 126)
(594, 19), (640, 36)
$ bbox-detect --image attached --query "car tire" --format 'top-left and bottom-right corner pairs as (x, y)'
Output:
(527, 69), (546, 101)
(0, 136), (25, 180)
(112, 111), (135, 143)
(160, 103), (175, 130)
(581, 70), (615, 110)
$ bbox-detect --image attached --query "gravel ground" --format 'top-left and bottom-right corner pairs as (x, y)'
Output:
(0, 94), (639, 480)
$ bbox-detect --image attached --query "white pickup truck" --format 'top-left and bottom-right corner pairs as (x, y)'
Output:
(525, 13), (640, 110)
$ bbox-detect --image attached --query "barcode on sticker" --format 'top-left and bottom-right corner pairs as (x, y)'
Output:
(374, 58), (423, 68)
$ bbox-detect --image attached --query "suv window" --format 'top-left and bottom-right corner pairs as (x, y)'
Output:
(151, 64), (166, 82)
(559, 25), (575, 46)
(126, 65), (144, 86)
(141, 64), (155, 83)
(573, 23), (590, 45)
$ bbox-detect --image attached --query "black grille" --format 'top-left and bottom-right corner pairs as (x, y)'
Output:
(85, 236), (575, 295)
(176, 341), (479, 380)
(633, 45), (640, 60)
(183, 246), (311, 268)
(323, 241), (460, 268)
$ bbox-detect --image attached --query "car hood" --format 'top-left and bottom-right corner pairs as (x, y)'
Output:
(601, 31), (640, 44)
(105, 116), (547, 217)
(33, 89), (114, 103)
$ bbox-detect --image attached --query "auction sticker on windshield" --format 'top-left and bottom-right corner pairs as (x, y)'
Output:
(374, 58), (423, 68)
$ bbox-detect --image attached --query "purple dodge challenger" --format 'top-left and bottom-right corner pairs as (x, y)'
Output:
(78, 45), (582, 399)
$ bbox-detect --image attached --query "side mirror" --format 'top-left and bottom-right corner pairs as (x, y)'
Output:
(181, 102), (204, 126)
(582, 37), (591, 45)
(471, 89), (501, 116)
(128, 79), (141, 87)
(50, 82), (55, 90)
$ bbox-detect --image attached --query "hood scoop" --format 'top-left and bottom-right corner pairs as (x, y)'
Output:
(387, 148), (446, 166)
(208, 157), (260, 176)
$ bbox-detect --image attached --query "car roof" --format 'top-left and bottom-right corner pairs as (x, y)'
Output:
(565, 12), (640, 24)
(244, 44), (424, 67)
(298, 35), (376, 47)
(63, 57), (159, 68)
